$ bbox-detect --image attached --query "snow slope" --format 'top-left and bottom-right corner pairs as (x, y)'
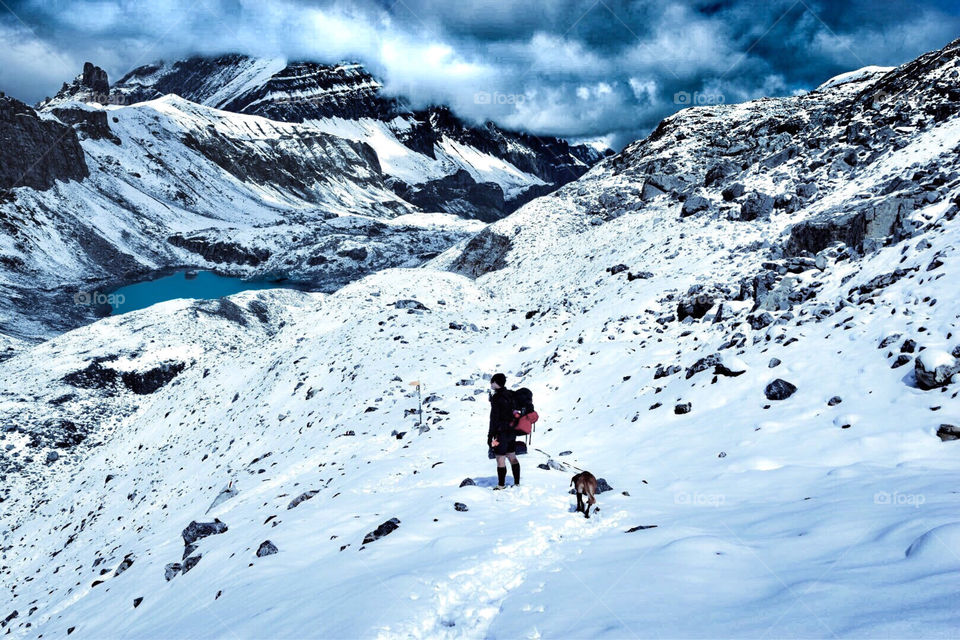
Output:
(3, 37), (960, 640)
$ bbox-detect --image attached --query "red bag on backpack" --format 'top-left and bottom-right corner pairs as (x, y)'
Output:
(514, 410), (539, 435)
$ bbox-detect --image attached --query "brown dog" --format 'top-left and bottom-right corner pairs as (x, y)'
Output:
(570, 471), (598, 518)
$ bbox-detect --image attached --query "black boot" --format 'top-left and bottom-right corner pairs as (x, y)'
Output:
(511, 462), (520, 486)
(495, 466), (507, 489)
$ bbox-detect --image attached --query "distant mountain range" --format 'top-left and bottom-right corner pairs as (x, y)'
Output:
(0, 55), (609, 340)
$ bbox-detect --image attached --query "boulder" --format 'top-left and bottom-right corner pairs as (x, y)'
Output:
(721, 182), (745, 201)
(936, 424), (960, 441)
(764, 379), (797, 400)
(256, 540), (278, 557)
(394, 299), (429, 311)
(681, 195), (710, 217)
(915, 350), (959, 389)
(674, 402), (692, 415)
(704, 161), (739, 186)
(715, 354), (748, 377)
(458, 477), (476, 488)
(362, 517), (401, 545)
(740, 192), (774, 221)
(654, 364), (681, 379)
(182, 519), (228, 546)
(182, 555), (201, 573)
(686, 354), (722, 379)
(677, 286), (714, 320)
(288, 490), (319, 510)
(454, 502), (469, 512)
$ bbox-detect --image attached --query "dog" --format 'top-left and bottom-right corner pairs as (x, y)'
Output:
(570, 471), (598, 518)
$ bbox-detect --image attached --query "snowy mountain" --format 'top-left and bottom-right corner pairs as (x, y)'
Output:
(0, 57), (604, 341)
(0, 89), (485, 341)
(3, 36), (960, 640)
(109, 55), (607, 212)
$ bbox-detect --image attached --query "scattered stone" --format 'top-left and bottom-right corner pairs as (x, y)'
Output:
(182, 555), (201, 573)
(654, 364), (681, 379)
(596, 478), (614, 493)
(740, 192), (774, 221)
(607, 264), (629, 275)
(901, 339), (917, 354)
(164, 563), (181, 581)
(625, 525), (658, 533)
(133, 597), (143, 608)
(674, 402), (692, 415)
(827, 396), (842, 406)
(879, 334), (903, 349)
(182, 519), (228, 546)
(45, 450), (59, 464)
(915, 350), (959, 389)
(113, 555), (134, 577)
(937, 424), (960, 441)
(765, 379), (798, 401)
(891, 355), (912, 369)
(681, 194), (710, 217)
(362, 518), (401, 545)
(393, 299), (428, 311)
(721, 183), (745, 201)
(458, 478), (476, 488)
(256, 540), (278, 557)
(748, 312), (775, 330)
(288, 490), (319, 510)
(715, 354), (748, 377)
(768, 358), (782, 368)
(558, 450), (572, 456)
(454, 502), (468, 512)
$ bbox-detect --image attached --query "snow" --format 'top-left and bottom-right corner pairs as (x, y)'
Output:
(917, 349), (956, 371)
(816, 65), (894, 91)
(2, 42), (960, 640)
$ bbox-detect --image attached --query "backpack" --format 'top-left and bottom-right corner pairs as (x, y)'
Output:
(511, 387), (539, 440)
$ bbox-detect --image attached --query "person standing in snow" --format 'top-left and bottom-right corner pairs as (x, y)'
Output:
(487, 373), (520, 490)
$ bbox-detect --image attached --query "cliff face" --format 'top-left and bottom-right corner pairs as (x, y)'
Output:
(0, 96), (88, 191)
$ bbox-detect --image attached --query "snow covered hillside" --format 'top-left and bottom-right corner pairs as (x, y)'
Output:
(4, 37), (960, 640)
(0, 57), (604, 341)
(0, 89), (483, 340)
(108, 55), (606, 213)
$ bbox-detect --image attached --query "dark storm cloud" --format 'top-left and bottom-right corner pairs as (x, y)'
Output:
(1, 0), (958, 149)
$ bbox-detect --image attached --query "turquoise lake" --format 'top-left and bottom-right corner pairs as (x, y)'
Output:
(108, 271), (306, 315)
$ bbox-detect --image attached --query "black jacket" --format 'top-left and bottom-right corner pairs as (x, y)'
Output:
(487, 387), (516, 450)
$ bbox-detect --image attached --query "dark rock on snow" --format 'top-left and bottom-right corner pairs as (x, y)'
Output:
(765, 379), (798, 401)
(256, 540), (279, 557)
(182, 519), (228, 546)
(362, 517), (401, 545)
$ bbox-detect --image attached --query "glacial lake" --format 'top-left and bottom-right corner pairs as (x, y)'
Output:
(107, 270), (308, 315)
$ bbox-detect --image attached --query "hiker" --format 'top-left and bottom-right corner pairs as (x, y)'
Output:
(487, 372), (520, 490)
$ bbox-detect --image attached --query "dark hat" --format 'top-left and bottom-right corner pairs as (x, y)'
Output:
(491, 372), (507, 387)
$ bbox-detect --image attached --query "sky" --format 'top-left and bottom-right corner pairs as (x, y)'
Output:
(1, 0), (959, 149)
